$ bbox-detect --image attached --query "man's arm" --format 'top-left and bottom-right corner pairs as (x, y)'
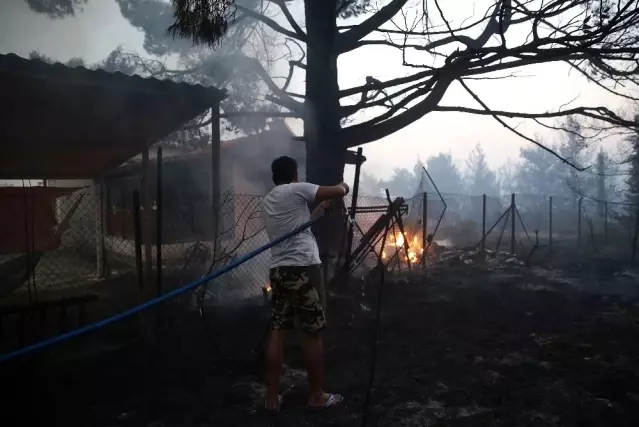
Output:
(293, 182), (350, 208)
(310, 200), (335, 218)
(314, 183), (349, 204)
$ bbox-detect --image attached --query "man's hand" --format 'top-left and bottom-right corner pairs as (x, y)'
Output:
(337, 182), (350, 196)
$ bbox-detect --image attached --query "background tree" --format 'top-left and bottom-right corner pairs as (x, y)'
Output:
(558, 117), (596, 201)
(378, 166), (421, 198)
(606, 114), (639, 231)
(498, 163), (517, 195)
(358, 171), (383, 196)
(590, 149), (622, 218)
(465, 144), (499, 196)
(360, 154), (463, 197)
(424, 153), (464, 195)
(23, 0), (87, 18)
(596, 151), (610, 217)
(513, 141), (564, 196)
(625, 120), (639, 208)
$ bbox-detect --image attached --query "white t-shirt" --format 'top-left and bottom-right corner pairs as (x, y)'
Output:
(262, 182), (321, 268)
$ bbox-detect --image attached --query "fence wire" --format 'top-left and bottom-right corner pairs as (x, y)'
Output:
(2, 186), (639, 357)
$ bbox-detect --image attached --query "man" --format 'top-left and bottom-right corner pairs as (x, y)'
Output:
(262, 156), (349, 412)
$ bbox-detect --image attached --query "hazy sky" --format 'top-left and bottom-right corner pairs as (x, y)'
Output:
(0, 0), (630, 183)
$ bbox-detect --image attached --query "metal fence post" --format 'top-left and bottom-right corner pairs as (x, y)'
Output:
(549, 196), (553, 251)
(156, 146), (163, 297)
(422, 192), (427, 266)
(578, 197), (583, 249)
(142, 148), (152, 290)
(510, 193), (516, 254)
(95, 182), (105, 278)
(481, 194), (487, 253)
(632, 204), (639, 265)
(345, 147), (363, 271)
(604, 201), (608, 244)
(133, 190), (143, 291)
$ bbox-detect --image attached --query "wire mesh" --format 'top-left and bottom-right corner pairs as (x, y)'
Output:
(2, 186), (639, 357)
(0, 186), (105, 298)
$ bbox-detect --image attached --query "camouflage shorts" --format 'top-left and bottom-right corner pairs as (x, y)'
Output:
(269, 264), (326, 334)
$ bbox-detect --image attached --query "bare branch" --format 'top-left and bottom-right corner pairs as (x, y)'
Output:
(236, 4), (303, 40)
(272, 0), (306, 40)
(431, 105), (637, 129)
(341, 76), (455, 145)
(340, 69), (434, 98)
(338, 0), (411, 53)
(231, 54), (303, 112)
(350, 39), (429, 50)
(270, 38), (306, 93)
(457, 78), (588, 170)
(221, 111), (301, 118)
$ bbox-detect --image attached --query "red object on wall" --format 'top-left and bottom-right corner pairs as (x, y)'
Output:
(0, 187), (74, 254)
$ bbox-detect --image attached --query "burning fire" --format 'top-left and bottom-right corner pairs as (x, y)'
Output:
(262, 283), (272, 304)
(381, 231), (425, 265)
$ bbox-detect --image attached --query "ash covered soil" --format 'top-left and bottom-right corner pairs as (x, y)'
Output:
(4, 262), (639, 427)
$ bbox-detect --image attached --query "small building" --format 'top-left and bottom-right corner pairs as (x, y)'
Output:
(102, 120), (303, 244)
(0, 52), (225, 299)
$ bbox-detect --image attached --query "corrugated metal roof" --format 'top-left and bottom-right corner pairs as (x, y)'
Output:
(104, 122), (301, 182)
(0, 53), (226, 98)
(0, 53), (227, 179)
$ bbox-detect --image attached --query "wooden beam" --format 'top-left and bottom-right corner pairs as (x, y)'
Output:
(94, 182), (105, 277)
(142, 148), (153, 291)
(211, 106), (221, 260)
(345, 149), (367, 165)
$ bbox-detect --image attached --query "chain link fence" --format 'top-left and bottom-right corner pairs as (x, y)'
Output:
(353, 190), (639, 266)
(0, 186), (106, 298)
(4, 188), (638, 299)
(2, 184), (638, 356)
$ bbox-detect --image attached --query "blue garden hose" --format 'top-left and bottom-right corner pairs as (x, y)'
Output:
(0, 214), (323, 364)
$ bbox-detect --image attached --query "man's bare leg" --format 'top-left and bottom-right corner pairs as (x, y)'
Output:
(303, 332), (329, 406)
(265, 329), (287, 410)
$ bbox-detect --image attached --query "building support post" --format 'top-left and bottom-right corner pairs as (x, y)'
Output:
(142, 148), (153, 291)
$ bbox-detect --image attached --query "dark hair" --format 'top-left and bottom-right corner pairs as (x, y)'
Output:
(271, 156), (298, 185)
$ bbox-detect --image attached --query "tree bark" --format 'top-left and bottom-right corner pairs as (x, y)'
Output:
(303, 0), (344, 186)
(303, 0), (345, 259)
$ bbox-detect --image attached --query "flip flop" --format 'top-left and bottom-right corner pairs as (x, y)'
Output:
(308, 393), (344, 411)
(264, 395), (283, 414)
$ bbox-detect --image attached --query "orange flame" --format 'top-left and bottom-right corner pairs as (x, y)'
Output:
(385, 231), (424, 265)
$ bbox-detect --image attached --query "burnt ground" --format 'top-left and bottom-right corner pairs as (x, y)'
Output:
(3, 262), (639, 427)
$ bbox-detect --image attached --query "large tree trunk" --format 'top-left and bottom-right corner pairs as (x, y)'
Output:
(303, 0), (344, 185)
(303, 0), (346, 260)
